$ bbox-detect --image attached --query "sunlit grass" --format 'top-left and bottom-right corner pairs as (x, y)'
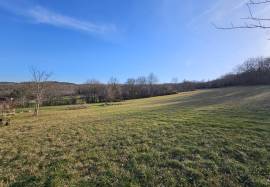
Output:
(1, 86), (270, 186)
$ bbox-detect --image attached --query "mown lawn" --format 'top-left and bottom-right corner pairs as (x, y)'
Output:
(0, 86), (270, 186)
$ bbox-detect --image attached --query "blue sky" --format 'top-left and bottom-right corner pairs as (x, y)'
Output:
(0, 0), (269, 83)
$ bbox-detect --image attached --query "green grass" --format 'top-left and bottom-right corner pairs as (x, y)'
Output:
(1, 86), (270, 186)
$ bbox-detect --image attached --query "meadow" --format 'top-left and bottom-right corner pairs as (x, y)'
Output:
(0, 86), (270, 186)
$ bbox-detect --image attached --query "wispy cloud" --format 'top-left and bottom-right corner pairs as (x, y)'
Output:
(188, 0), (248, 28)
(0, 1), (117, 35)
(27, 6), (117, 34)
(187, 1), (222, 28)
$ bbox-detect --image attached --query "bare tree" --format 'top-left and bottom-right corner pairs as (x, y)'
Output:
(136, 76), (148, 97)
(30, 67), (52, 116)
(136, 76), (147, 85)
(214, 0), (270, 38)
(107, 77), (122, 102)
(85, 79), (102, 103)
(147, 73), (158, 96)
(125, 78), (137, 99)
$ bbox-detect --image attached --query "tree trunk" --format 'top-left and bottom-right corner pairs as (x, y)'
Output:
(34, 102), (40, 116)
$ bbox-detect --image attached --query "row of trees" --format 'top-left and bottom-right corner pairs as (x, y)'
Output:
(78, 73), (177, 104)
(180, 57), (270, 89)
(5, 57), (270, 116)
(36, 56), (270, 110)
(204, 57), (270, 88)
(7, 72), (178, 116)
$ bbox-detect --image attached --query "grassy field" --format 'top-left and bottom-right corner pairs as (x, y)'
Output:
(0, 86), (270, 186)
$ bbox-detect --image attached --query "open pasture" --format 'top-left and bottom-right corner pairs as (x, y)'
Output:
(0, 86), (270, 186)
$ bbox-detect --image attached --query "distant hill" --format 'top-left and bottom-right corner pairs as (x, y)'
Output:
(0, 82), (17, 85)
(0, 81), (78, 97)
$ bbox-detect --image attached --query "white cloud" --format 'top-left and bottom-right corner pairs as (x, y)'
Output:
(0, 2), (117, 35)
(27, 6), (117, 34)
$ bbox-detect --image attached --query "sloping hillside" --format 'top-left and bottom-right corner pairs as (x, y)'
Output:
(0, 86), (270, 186)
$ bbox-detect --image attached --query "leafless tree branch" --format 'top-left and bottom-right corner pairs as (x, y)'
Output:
(248, 0), (270, 5)
(30, 67), (52, 116)
(214, 0), (270, 35)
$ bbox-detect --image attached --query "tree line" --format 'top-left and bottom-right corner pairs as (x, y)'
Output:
(5, 73), (178, 116)
(188, 57), (270, 89)
(2, 57), (270, 116)
(77, 73), (177, 104)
